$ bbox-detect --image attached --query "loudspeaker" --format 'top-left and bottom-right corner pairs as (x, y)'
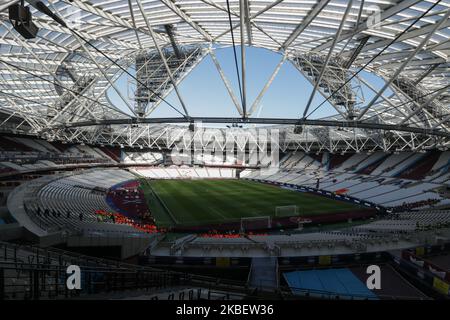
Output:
(9, 4), (39, 39)
(12, 21), (38, 39)
(9, 4), (27, 19)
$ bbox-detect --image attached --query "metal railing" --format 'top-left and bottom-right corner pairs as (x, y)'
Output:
(0, 241), (432, 300)
(0, 261), (178, 300)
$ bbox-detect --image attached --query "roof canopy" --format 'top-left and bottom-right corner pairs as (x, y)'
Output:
(0, 0), (449, 152)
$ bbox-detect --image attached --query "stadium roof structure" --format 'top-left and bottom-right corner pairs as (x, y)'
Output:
(0, 0), (449, 152)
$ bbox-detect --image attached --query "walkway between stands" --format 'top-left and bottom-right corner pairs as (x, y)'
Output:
(248, 257), (279, 290)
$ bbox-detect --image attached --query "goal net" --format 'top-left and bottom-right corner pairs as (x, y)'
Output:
(240, 216), (272, 232)
(275, 205), (299, 217)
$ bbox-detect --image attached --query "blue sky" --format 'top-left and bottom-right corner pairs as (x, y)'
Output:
(108, 46), (389, 122)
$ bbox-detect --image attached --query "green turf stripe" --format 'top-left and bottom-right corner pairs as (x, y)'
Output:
(143, 179), (366, 227)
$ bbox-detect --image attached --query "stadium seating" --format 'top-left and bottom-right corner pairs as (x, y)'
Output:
(122, 151), (163, 164)
(130, 166), (236, 179)
(5, 145), (450, 259)
(0, 137), (119, 178)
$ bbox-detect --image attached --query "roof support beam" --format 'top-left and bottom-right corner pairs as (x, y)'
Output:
(400, 84), (450, 125)
(414, 63), (442, 85)
(356, 73), (409, 119)
(355, 19), (450, 55)
(312, 0), (423, 52)
(21, 11), (138, 50)
(243, 0), (252, 45)
(281, 0), (331, 50)
(209, 50), (243, 116)
(136, 0), (190, 118)
(0, 1), (18, 12)
(343, 36), (370, 69)
(212, 0), (284, 42)
(71, 32), (138, 117)
(59, 0), (167, 43)
(239, 0), (247, 117)
(1, 21), (101, 122)
(337, 0), (366, 57)
(53, 117), (450, 139)
(248, 54), (286, 116)
(144, 48), (207, 117)
(127, 0), (143, 49)
(303, 0), (354, 118)
(159, 0), (213, 42)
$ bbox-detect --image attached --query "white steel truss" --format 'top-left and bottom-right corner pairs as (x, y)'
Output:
(0, 0), (448, 153)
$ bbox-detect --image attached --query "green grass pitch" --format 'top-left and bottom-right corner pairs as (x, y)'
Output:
(140, 179), (364, 228)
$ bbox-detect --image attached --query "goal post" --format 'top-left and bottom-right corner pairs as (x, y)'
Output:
(240, 216), (272, 232)
(275, 205), (299, 217)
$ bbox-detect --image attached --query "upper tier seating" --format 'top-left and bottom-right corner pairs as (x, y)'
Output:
(354, 153), (388, 174)
(353, 210), (450, 233)
(424, 151), (450, 182)
(246, 150), (450, 210)
(327, 153), (354, 170)
(0, 137), (119, 176)
(0, 136), (33, 152)
(131, 166), (236, 179)
(398, 151), (441, 180)
(336, 153), (370, 172)
(122, 151), (163, 164)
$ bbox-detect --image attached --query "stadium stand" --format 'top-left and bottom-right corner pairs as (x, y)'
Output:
(2, 143), (450, 300)
(247, 150), (450, 210)
(1, 0), (450, 302)
(12, 169), (148, 237)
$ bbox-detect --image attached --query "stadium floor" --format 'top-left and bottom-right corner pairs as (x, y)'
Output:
(141, 179), (368, 229)
(283, 264), (427, 300)
(283, 268), (378, 299)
